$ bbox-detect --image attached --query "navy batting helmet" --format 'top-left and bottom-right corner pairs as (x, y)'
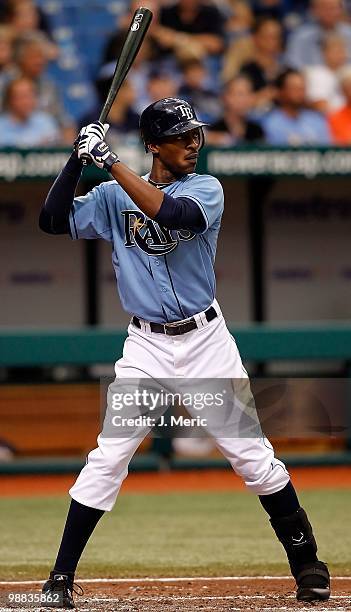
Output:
(140, 98), (208, 152)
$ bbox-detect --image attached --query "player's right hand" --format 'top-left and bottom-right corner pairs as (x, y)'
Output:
(75, 122), (110, 165)
(77, 122), (119, 172)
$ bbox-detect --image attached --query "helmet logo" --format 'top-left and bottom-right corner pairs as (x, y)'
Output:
(174, 104), (194, 120)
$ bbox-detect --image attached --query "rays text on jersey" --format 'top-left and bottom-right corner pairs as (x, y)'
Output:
(121, 210), (195, 256)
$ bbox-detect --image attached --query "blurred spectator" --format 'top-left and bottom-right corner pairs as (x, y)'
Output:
(81, 79), (139, 149)
(2, 0), (57, 59)
(146, 68), (178, 105)
(238, 18), (283, 112)
(11, 32), (75, 143)
(153, 0), (225, 61)
(221, 33), (255, 82)
(206, 76), (264, 145)
(222, 16), (282, 99)
(285, 0), (351, 68)
(262, 69), (331, 144)
(0, 25), (12, 70)
(0, 25), (13, 99)
(225, 0), (254, 41)
(178, 58), (221, 123)
(304, 33), (347, 113)
(250, 0), (288, 20)
(0, 77), (60, 146)
(249, 0), (310, 21)
(328, 66), (351, 143)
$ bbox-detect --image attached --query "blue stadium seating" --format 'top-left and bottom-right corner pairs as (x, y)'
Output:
(35, 0), (127, 121)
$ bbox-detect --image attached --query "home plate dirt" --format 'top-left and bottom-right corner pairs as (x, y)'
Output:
(0, 578), (350, 611)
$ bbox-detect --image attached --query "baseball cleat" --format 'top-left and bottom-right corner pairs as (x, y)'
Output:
(295, 561), (330, 601)
(42, 572), (83, 608)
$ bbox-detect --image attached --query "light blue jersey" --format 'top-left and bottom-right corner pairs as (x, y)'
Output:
(69, 173), (224, 323)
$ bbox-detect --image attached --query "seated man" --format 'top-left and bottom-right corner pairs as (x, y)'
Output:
(262, 69), (331, 145)
(155, 0), (225, 60)
(207, 76), (264, 146)
(285, 0), (351, 68)
(0, 76), (60, 146)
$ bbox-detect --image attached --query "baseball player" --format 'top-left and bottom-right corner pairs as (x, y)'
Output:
(39, 98), (330, 608)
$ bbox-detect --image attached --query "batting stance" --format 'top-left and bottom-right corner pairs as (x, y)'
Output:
(39, 98), (330, 608)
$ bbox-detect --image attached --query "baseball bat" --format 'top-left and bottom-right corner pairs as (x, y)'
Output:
(99, 7), (153, 123)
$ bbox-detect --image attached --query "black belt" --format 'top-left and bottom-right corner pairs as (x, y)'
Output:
(132, 306), (217, 336)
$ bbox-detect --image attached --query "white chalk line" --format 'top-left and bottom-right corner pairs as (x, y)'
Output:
(0, 602), (349, 612)
(1, 593), (349, 610)
(91, 595), (350, 601)
(81, 604), (349, 612)
(0, 575), (350, 586)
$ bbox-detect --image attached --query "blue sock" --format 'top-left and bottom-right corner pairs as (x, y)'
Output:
(54, 499), (104, 576)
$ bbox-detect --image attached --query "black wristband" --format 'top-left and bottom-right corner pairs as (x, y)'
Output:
(104, 151), (120, 172)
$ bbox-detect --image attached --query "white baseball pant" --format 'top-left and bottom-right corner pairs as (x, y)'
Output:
(70, 300), (290, 511)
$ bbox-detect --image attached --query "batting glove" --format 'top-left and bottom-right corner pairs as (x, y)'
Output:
(81, 121), (109, 139)
(79, 137), (119, 171)
(77, 122), (119, 171)
(73, 121), (106, 151)
(74, 121), (119, 171)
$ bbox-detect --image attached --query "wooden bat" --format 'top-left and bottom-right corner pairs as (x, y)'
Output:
(99, 7), (153, 123)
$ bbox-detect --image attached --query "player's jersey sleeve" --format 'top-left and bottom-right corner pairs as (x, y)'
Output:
(69, 183), (113, 241)
(180, 174), (224, 233)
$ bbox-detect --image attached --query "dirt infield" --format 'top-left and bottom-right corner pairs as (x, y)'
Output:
(0, 577), (349, 611)
(0, 466), (351, 497)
